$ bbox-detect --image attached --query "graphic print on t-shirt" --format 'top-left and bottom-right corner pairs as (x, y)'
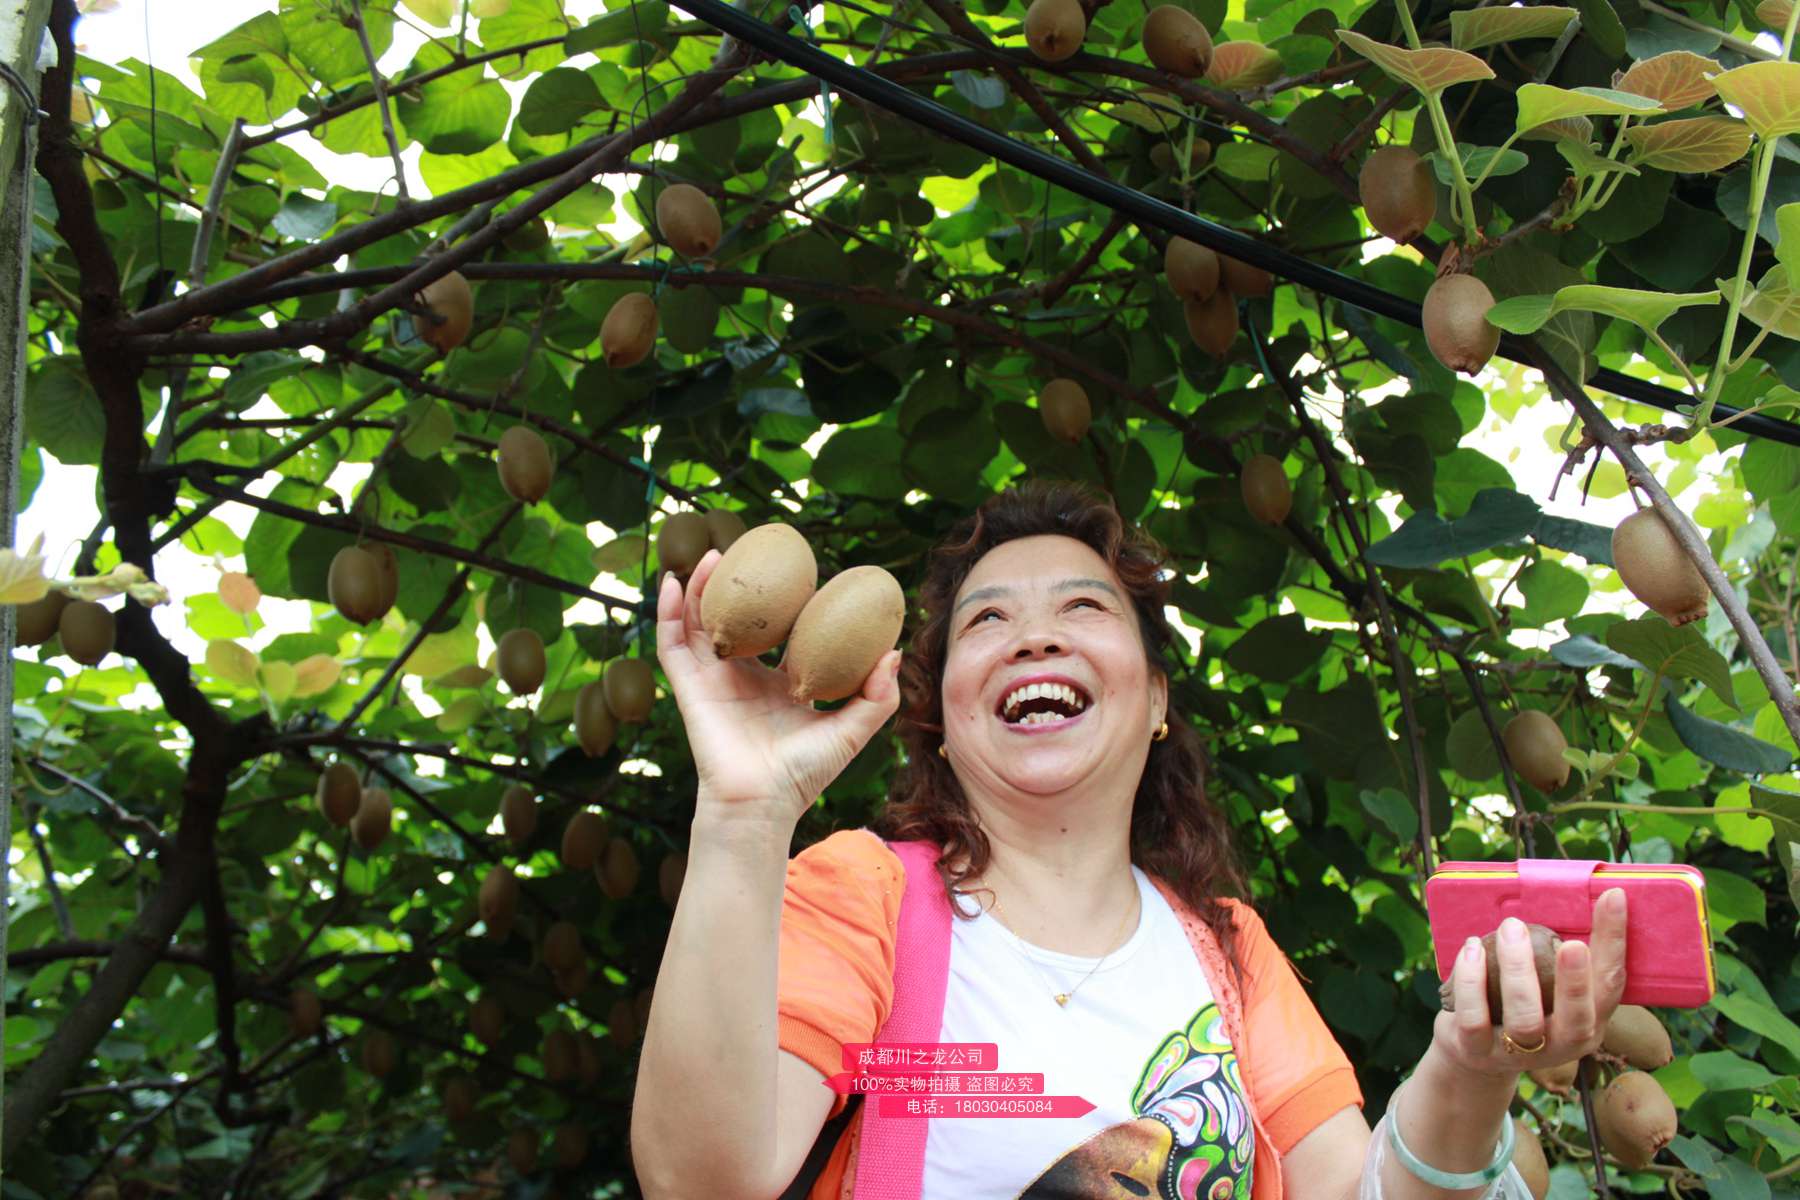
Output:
(1011, 1002), (1253, 1200)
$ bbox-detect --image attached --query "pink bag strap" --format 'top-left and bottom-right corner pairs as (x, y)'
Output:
(851, 837), (951, 1200)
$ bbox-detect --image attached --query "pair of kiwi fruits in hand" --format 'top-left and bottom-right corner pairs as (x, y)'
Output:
(694, 522), (906, 705)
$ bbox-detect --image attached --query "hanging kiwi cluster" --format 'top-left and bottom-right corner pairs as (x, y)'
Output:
(313, 760), (392, 850)
(1160, 234), (1272, 361)
(23, 594), (118, 666)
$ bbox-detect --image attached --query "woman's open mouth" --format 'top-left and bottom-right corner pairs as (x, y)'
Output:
(997, 680), (1093, 732)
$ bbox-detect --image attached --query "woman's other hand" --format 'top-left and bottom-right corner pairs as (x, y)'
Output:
(656, 548), (905, 826)
(1434, 888), (1629, 1078)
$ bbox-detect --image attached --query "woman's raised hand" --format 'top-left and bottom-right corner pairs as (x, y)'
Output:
(655, 548), (904, 827)
(1435, 888), (1630, 1077)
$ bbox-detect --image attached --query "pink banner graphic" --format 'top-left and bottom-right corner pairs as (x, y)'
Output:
(842, 1042), (999, 1072)
(825, 1072), (1045, 1095)
(876, 1095), (1096, 1119)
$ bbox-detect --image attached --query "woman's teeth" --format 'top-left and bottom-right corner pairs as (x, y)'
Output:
(1015, 711), (1067, 726)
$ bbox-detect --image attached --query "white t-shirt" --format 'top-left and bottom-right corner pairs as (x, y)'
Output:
(921, 864), (1256, 1200)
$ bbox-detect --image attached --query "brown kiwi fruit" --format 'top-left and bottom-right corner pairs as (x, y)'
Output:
(596, 836), (640, 900)
(573, 681), (617, 757)
(552, 959), (590, 1001)
(1612, 509), (1708, 626)
(543, 1028), (580, 1082)
(784, 566), (906, 703)
(704, 507), (748, 552)
(17, 590), (69, 647)
(1038, 378), (1092, 445)
(496, 425), (554, 504)
(507, 1129), (539, 1175)
(607, 996), (639, 1050)
(700, 522), (818, 659)
(1025, 0), (1086, 62)
(289, 987), (323, 1036)
(413, 271), (474, 354)
(542, 920), (584, 973)
(553, 1123), (589, 1170)
(659, 851), (688, 908)
(1163, 237), (1221, 303)
(470, 994), (506, 1045)
(1511, 1118), (1550, 1200)
(1527, 1060), (1579, 1096)
(1594, 1071), (1677, 1169)
(561, 811), (608, 872)
(58, 600), (115, 666)
(351, 786), (393, 851)
(602, 657), (656, 723)
(367, 542), (400, 616)
(654, 183), (723, 259)
(443, 1074), (478, 1123)
(1358, 146), (1438, 244)
(1603, 1005), (1673, 1070)
(1219, 255), (1272, 298)
(1502, 710), (1570, 793)
(576, 1031), (604, 1085)
(496, 627), (546, 696)
(479, 866), (520, 936)
(602, 292), (659, 368)
(1439, 923), (1562, 1019)
(328, 546), (388, 626)
(501, 784), (537, 845)
(1142, 4), (1213, 76)
(657, 511), (713, 578)
(1184, 288), (1238, 357)
(360, 1029), (397, 1077)
(316, 762), (363, 827)
(1239, 454), (1291, 526)
(1423, 273), (1501, 375)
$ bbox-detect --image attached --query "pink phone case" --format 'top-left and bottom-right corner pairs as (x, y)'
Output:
(1424, 859), (1715, 1008)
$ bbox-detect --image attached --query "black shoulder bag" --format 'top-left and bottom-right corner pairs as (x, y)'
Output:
(778, 1091), (865, 1199)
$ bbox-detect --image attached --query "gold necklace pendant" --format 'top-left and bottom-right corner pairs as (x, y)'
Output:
(989, 883), (1137, 1012)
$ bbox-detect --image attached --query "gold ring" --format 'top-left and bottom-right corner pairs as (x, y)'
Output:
(1501, 1029), (1548, 1055)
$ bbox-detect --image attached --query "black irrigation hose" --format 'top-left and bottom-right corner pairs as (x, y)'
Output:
(674, 0), (1800, 449)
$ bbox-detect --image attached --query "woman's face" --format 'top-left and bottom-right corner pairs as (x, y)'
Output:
(940, 534), (1167, 799)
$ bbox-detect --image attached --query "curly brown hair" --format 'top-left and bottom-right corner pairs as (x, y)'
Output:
(869, 479), (1248, 977)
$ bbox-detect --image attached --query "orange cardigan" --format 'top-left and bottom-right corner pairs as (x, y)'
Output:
(775, 830), (1363, 1200)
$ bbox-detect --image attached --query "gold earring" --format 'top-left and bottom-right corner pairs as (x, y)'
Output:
(1152, 721), (1168, 742)
(938, 744), (949, 759)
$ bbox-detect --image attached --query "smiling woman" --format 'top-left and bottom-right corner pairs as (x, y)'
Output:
(632, 479), (1602, 1200)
